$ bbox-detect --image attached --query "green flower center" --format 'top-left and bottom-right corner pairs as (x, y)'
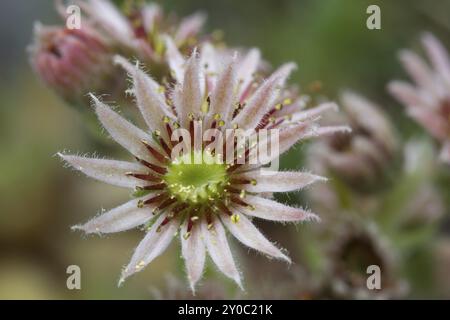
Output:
(163, 151), (228, 204)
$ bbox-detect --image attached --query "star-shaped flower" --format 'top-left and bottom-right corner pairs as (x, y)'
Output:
(59, 43), (348, 292)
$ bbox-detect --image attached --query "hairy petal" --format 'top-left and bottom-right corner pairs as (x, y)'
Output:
(207, 56), (237, 126)
(91, 94), (159, 162)
(72, 196), (155, 234)
(238, 194), (319, 222)
(290, 102), (338, 122)
(301, 125), (352, 140)
(233, 63), (297, 129)
(164, 36), (185, 83)
(257, 121), (315, 166)
(236, 48), (261, 98)
(58, 153), (147, 188)
(220, 213), (290, 262)
(119, 214), (179, 284)
(114, 56), (173, 134)
(177, 49), (202, 127)
(234, 170), (326, 193)
(181, 223), (206, 293)
(201, 217), (242, 289)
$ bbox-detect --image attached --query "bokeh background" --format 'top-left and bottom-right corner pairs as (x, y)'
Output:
(1, 0), (450, 299)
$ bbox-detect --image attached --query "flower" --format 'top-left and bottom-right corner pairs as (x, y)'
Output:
(28, 23), (115, 104)
(325, 220), (408, 299)
(71, 0), (206, 63)
(388, 32), (450, 164)
(58, 44), (348, 292)
(308, 91), (398, 191)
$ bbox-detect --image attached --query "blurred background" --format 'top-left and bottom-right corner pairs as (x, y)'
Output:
(1, 0), (450, 299)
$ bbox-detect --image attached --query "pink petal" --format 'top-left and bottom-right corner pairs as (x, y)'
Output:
(177, 49), (203, 127)
(388, 80), (426, 107)
(301, 125), (352, 140)
(399, 49), (436, 94)
(407, 107), (449, 140)
(290, 102), (338, 123)
(233, 63), (296, 129)
(234, 170), (326, 192)
(114, 56), (173, 135)
(181, 222), (206, 293)
(119, 214), (179, 284)
(207, 56), (237, 126)
(175, 12), (206, 44)
(164, 36), (185, 83)
(77, 0), (135, 48)
(220, 213), (290, 262)
(72, 196), (155, 234)
(58, 153), (147, 188)
(237, 194), (319, 222)
(201, 217), (242, 289)
(91, 94), (160, 163)
(421, 32), (450, 87)
(141, 3), (162, 32)
(236, 48), (261, 98)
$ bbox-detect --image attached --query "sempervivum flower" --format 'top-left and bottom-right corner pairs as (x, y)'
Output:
(388, 33), (450, 164)
(29, 23), (114, 104)
(70, 0), (206, 64)
(325, 221), (407, 299)
(308, 91), (398, 190)
(59, 45), (348, 292)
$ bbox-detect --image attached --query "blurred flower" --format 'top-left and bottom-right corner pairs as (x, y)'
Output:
(325, 221), (408, 299)
(309, 91), (398, 190)
(401, 184), (444, 227)
(388, 32), (450, 164)
(28, 23), (116, 104)
(72, 0), (206, 64)
(58, 45), (348, 292)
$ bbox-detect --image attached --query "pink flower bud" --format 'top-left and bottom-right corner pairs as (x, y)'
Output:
(29, 23), (114, 104)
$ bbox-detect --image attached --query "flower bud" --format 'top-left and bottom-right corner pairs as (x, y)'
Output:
(309, 91), (399, 191)
(29, 23), (116, 104)
(326, 221), (408, 299)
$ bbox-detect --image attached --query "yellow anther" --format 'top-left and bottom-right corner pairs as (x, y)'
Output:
(231, 214), (240, 223)
(283, 98), (292, 105)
